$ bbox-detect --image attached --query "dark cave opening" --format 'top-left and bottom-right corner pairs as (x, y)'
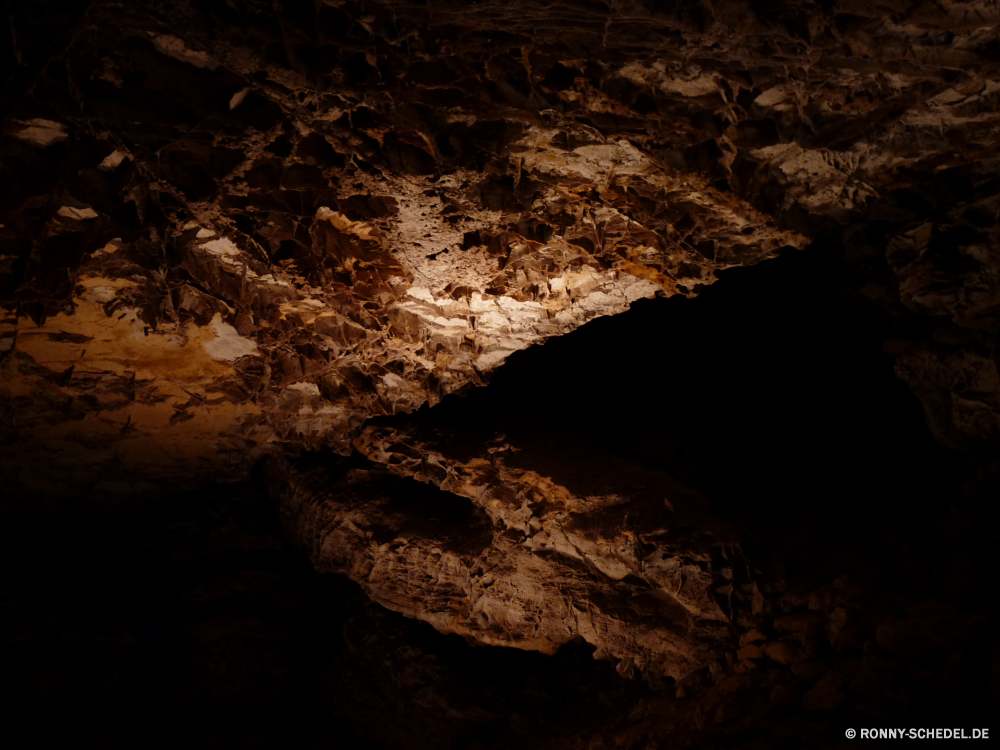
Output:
(1, 476), (652, 750)
(379, 240), (1000, 734)
(402, 240), (969, 578)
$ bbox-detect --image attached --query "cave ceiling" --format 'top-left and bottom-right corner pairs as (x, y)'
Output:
(3, 0), (1000, 733)
(6, 0), (1000, 492)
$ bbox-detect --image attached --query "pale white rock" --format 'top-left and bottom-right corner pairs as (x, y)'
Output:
(406, 287), (438, 304)
(99, 150), (128, 170)
(398, 300), (470, 330)
(84, 285), (123, 303)
(286, 382), (321, 396)
(229, 88), (249, 109)
(381, 373), (407, 390)
(754, 86), (791, 108)
(203, 314), (259, 360)
(468, 293), (499, 315)
(474, 309), (510, 332)
(621, 277), (661, 303)
(57, 206), (99, 221)
(200, 237), (242, 257)
(14, 119), (68, 147)
(152, 34), (218, 69)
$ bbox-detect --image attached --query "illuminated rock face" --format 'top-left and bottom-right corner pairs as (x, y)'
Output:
(3, 0), (1000, 693)
(1, 1), (823, 495)
(5, 0), (1000, 493)
(271, 423), (759, 684)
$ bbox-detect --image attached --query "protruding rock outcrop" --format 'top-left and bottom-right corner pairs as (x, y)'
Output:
(271, 423), (759, 684)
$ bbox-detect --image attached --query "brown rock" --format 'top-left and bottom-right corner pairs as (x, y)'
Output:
(762, 639), (800, 665)
(770, 684), (799, 705)
(737, 644), (763, 661)
(739, 629), (767, 647)
(802, 671), (848, 713)
(774, 613), (823, 634)
(270, 426), (758, 684)
(791, 661), (827, 682)
(1, 6), (999, 744)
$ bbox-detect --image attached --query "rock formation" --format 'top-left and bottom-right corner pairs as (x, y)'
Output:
(272, 422), (760, 684)
(3, 1), (1000, 746)
(1, 0), (821, 496)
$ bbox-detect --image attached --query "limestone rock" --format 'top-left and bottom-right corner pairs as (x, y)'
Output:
(269, 423), (758, 683)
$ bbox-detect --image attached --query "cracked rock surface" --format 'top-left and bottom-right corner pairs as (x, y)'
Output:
(10, 0), (1000, 494)
(272, 422), (757, 684)
(0, 0), (818, 495)
(4, 2), (1000, 746)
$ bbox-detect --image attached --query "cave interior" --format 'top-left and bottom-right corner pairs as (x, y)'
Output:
(2, 1), (1000, 748)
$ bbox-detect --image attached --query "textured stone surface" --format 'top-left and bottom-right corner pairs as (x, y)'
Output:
(4, 1), (1000, 490)
(4, 2), (1000, 744)
(0, 0), (826, 496)
(271, 423), (758, 683)
(5, 0), (1000, 483)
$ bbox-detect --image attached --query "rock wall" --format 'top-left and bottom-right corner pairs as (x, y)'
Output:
(1, 0), (825, 496)
(5, 2), (1000, 493)
(3, 1), (1000, 738)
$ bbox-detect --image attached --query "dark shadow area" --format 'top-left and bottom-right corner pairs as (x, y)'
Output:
(0, 471), (649, 750)
(387, 240), (1000, 735)
(402, 240), (969, 583)
(4, 241), (998, 748)
(288, 450), (496, 556)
